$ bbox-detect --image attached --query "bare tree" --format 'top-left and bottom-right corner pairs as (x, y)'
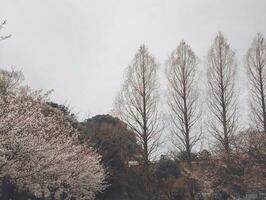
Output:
(0, 20), (11, 41)
(166, 41), (200, 167)
(207, 32), (238, 157)
(0, 68), (24, 95)
(113, 45), (161, 200)
(246, 33), (266, 134)
(0, 20), (18, 95)
(166, 41), (200, 200)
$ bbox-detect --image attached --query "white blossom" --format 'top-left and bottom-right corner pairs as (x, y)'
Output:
(0, 91), (106, 200)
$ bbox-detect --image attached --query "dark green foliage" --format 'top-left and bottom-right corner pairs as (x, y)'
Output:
(212, 189), (231, 200)
(47, 101), (77, 127)
(78, 114), (138, 171)
(197, 150), (211, 161)
(153, 157), (184, 200)
(175, 151), (198, 162)
(78, 114), (143, 200)
(0, 177), (40, 200)
(47, 102), (72, 116)
(171, 189), (186, 200)
(154, 157), (181, 180)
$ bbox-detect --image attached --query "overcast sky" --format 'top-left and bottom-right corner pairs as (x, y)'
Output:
(0, 0), (266, 120)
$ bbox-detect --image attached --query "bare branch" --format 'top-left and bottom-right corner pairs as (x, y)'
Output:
(246, 33), (266, 134)
(207, 32), (238, 156)
(165, 40), (201, 168)
(112, 45), (162, 200)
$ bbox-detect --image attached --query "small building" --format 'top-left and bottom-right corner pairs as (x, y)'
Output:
(128, 160), (139, 167)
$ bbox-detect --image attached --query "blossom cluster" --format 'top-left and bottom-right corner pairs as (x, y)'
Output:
(0, 91), (106, 200)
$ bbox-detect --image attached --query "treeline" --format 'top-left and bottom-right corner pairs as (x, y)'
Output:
(0, 69), (184, 200)
(1, 19), (266, 200)
(112, 32), (266, 200)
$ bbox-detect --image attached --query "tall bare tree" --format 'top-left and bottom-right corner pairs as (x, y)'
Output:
(207, 32), (238, 157)
(166, 41), (200, 200)
(166, 41), (200, 167)
(113, 45), (161, 200)
(246, 33), (266, 134)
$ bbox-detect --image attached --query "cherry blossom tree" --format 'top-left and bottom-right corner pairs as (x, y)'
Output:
(0, 90), (107, 200)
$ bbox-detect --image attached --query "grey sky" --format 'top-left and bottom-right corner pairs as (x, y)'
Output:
(0, 0), (265, 120)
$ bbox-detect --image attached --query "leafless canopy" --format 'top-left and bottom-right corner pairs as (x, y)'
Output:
(0, 68), (24, 95)
(207, 32), (238, 155)
(166, 41), (200, 164)
(113, 45), (161, 200)
(113, 45), (161, 161)
(246, 33), (266, 134)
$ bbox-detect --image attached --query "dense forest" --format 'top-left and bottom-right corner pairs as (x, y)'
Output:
(0, 20), (266, 200)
